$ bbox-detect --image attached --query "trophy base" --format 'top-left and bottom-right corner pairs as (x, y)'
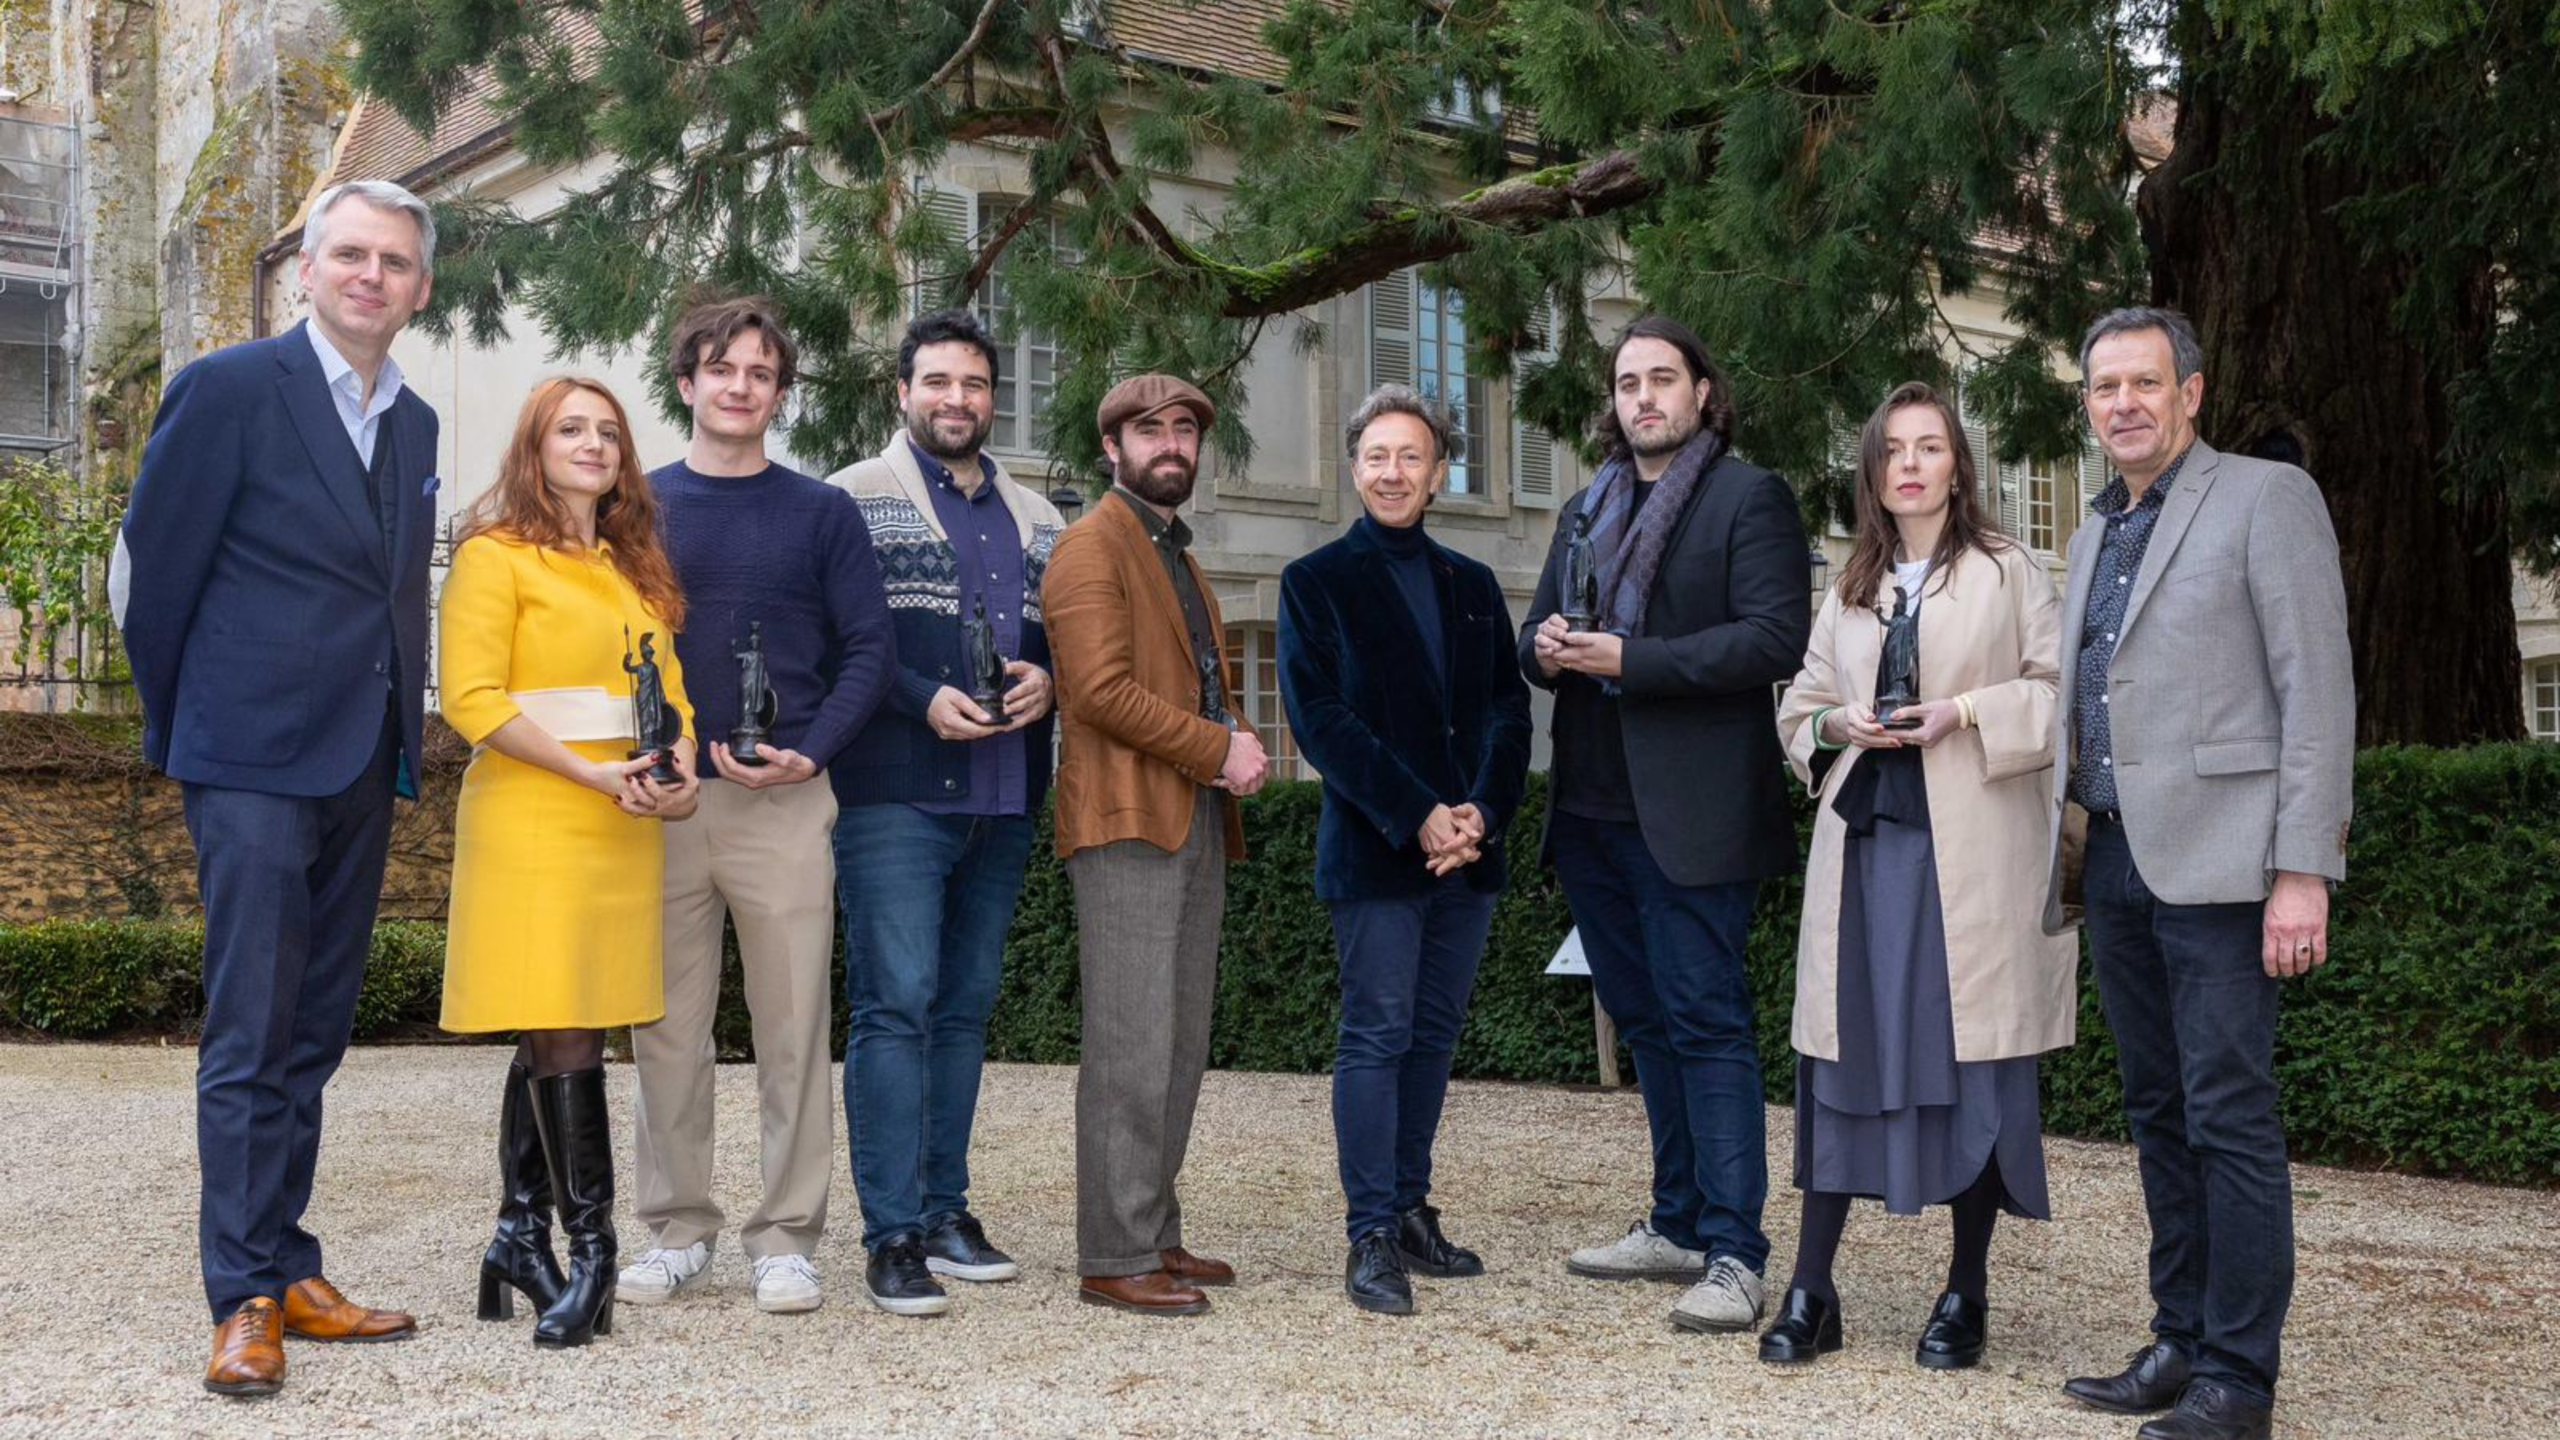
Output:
(1561, 611), (1597, 633)
(1876, 697), (1923, 730)
(729, 729), (770, 767)
(630, 747), (684, 786)
(971, 691), (1006, 728)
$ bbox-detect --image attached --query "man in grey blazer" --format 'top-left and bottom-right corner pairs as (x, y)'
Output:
(2044, 307), (2353, 1440)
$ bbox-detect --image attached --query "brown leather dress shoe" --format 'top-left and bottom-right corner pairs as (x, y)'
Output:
(1159, 1246), (1235, 1287)
(1079, 1271), (1211, 1316)
(282, 1275), (418, 1343)
(205, 1297), (285, 1397)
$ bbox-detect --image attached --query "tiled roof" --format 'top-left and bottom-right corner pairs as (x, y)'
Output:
(1109, 0), (1297, 84)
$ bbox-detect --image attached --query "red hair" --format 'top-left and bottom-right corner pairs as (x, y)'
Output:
(461, 376), (687, 630)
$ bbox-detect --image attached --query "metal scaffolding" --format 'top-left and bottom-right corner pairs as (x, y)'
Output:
(0, 107), (77, 454)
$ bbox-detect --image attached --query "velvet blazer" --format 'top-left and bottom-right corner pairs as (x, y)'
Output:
(1279, 517), (1533, 902)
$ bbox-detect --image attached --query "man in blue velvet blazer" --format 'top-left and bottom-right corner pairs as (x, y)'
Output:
(120, 181), (440, 1395)
(1278, 384), (1532, 1317)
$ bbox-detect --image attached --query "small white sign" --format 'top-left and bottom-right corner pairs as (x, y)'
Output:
(1545, 927), (1590, 977)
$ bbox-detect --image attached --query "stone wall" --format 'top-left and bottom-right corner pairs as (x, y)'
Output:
(0, 715), (464, 925)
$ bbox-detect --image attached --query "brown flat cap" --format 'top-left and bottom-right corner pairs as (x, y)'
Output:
(1097, 373), (1217, 438)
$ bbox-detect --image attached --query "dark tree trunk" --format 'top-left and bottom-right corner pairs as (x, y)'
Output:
(2139, 25), (2522, 746)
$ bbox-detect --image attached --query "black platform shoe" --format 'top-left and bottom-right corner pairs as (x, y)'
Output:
(1345, 1226), (1416, 1316)
(1395, 1204), (1485, 1279)
(477, 1058), (568, 1321)
(529, 1067), (617, 1348)
(1757, 1287), (1845, 1364)
(1914, 1290), (1986, 1370)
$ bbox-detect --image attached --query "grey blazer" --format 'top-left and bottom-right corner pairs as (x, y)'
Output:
(2042, 440), (2354, 930)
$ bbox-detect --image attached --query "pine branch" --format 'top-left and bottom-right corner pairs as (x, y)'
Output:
(1208, 148), (1663, 319)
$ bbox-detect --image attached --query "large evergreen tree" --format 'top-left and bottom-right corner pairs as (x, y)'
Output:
(337, 0), (2556, 744)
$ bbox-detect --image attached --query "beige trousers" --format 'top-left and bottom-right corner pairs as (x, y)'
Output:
(630, 777), (839, 1260)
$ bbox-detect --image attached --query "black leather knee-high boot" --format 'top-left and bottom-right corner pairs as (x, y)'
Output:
(478, 1057), (569, 1320)
(529, 1067), (617, 1348)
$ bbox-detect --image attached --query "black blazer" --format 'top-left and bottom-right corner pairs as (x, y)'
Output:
(1280, 518), (1533, 903)
(122, 321), (438, 796)
(1518, 452), (1811, 887)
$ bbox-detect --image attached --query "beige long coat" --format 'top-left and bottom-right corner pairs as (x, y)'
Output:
(1775, 541), (2077, 1064)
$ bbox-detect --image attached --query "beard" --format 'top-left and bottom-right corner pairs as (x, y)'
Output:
(1117, 450), (1198, 508)
(905, 403), (993, 462)
(1625, 407), (1701, 459)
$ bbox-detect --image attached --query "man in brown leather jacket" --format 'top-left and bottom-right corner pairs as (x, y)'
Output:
(1043, 374), (1268, 1316)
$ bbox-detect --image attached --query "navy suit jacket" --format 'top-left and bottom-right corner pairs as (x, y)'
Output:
(1279, 518), (1533, 903)
(122, 321), (438, 796)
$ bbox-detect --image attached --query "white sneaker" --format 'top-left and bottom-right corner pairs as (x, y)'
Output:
(752, 1253), (824, 1314)
(615, 1241), (712, 1304)
(1566, 1220), (1708, 1281)
(1670, 1255), (1768, 1333)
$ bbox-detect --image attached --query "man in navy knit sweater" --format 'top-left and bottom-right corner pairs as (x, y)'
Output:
(824, 309), (1065, 1316)
(619, 296), (894, 1316)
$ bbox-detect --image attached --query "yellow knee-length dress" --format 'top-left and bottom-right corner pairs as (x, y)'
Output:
(437, 532), (693, 1032)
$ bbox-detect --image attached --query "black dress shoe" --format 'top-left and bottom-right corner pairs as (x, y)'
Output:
(1345, 1227), (1415, 1316)
(1914, 1290), (1986, 1370)
(2136, 1380), (2273, 1440)
(2063, 1339), (2194, 1415)
(1395, 1204), (1485, 1279)
(1756, 1286), (1844, 1364)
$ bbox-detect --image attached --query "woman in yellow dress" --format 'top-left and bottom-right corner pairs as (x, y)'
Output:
(438, 376), (699, 1349)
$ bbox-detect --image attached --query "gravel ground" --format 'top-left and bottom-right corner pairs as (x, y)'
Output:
(1, 1043), (2553, 1439)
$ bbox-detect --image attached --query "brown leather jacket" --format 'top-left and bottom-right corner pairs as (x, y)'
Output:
(1042, 494), (1253, 861)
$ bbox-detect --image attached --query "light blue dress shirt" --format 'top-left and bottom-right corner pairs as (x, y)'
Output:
(304, 320), (406, 467)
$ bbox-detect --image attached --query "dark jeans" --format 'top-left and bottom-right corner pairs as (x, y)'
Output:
(1329, 880), (1499, 1241)
(2083, 815), (2293, 1405)
(835, 805), (1035, 1249)
(184, 713), (398, 1319)
(1550, 811), (1770, 1271)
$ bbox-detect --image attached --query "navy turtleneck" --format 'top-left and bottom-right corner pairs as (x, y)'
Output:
(1363, 513), (1444, 680)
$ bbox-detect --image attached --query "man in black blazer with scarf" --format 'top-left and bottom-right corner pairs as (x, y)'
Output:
(1280, 385), (1533, 1317)
(121, 181), (441, 1395)
(1521, 315), (1810, 1334)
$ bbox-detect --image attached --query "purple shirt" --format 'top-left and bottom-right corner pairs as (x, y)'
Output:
(909, 438), (1030, 818)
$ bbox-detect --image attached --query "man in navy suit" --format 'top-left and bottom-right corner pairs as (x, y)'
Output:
(121, 180), (441, 1397)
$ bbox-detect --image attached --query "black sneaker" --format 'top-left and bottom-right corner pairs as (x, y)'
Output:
(922, 1213), (1021, 1283)
(864, 1233), (951, 1317)
(1346, 1226), (1415, 1316)
(1396, 1203), (1485, 1278)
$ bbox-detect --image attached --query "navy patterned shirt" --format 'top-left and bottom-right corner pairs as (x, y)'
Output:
(908, 438), (1030, 818)
(2071, 446), (2192, 812)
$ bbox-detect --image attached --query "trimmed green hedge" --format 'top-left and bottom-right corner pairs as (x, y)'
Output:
(3, 748), (2554, 1184)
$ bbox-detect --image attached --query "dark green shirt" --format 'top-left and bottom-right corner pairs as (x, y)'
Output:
(1112, 487), (1229, 724)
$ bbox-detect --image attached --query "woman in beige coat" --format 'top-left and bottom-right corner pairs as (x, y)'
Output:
(1761, 381), (2075, 1371)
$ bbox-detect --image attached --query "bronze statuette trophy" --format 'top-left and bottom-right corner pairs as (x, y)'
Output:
(963, 597), (1006, 727)
(730, 620), (777, 766)
(623, 628), (685, 784)
(1876, 584), (1922, 729)
(1562, 508), (1601, 631)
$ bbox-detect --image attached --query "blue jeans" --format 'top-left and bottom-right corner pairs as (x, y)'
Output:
(1549, 811), (1770, 1272)
(2082, 815), (2293, 1404)
(1330, 880), (1499, 1241)
(835, 805), (1035, 1249)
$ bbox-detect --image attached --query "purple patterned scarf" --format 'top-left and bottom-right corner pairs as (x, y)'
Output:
(1583, 427), (1724, 644)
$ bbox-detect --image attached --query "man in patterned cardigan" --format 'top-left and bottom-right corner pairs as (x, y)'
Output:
(823, 309), (1065, 1317)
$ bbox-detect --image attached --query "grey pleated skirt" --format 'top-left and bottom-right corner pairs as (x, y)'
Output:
(1793, 811), (2051, 1219)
